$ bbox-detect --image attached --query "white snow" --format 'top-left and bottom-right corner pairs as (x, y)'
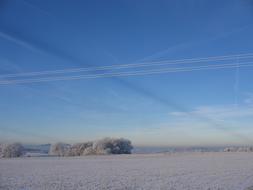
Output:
(1, 152), (253, 190)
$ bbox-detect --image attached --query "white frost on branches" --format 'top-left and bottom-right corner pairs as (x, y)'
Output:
(49, 143), (71, 156)
(49, 138), (133, 157)
(0, 143), (24, 158)
(92, 138), (133, 155)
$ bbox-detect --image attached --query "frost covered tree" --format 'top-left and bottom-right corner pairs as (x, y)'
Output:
(66, 142), (93, 156)
(0, 144), (3, 157)
(82, 146), (96, 155)
(93, 138), (133, 155)
(0, 144), (4, 158)
(49, 143), (70, 156)
(0, 143), (24, 158)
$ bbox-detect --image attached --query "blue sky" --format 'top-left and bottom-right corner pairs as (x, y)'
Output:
(0, 0), (253, 146)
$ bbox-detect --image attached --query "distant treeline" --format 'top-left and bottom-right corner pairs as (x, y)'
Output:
(49, 138), (133, 156)
(0, 138), (133, 158)
(223, 146), (253, 152)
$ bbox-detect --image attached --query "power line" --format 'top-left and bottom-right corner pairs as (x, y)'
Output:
(1, 53), (252, 144)
(0, 61), (252, 85)
(1, 53), (253, 78)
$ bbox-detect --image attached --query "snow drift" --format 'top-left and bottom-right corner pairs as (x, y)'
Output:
(49, 138), (133, 156)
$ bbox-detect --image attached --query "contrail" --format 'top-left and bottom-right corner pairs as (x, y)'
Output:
(0, 31), (42, 53)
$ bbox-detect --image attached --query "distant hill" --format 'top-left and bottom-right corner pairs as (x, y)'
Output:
(23, 144), (50, 154)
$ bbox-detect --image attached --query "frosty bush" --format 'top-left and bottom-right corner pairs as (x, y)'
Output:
(0, 143), (24, 158)
(49, 143), (71, 156)
(50, 138), (133, 157)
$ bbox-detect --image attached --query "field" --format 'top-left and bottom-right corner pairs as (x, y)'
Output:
(1, 152), (253, 190)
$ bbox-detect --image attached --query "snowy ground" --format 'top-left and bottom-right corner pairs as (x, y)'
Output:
(1, 152), (253, 190)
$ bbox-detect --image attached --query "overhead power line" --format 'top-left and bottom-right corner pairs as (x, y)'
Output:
(0, 61), (252, 85)
(1, 53), (253, 78)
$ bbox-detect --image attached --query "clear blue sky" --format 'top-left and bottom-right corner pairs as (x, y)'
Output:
(0, 0), (253, 146)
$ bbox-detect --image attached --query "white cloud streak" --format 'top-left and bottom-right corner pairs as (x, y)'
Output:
(170, 105), (253, 120)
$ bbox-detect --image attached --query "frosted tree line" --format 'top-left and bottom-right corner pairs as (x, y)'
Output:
(49, 138), (133, 156)
(4, 138), (253, 158)
(0, 138), (133, 158)
(223, 146), (253, 152)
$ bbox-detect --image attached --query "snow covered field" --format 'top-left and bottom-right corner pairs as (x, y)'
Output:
(1, 152), (253, 190)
